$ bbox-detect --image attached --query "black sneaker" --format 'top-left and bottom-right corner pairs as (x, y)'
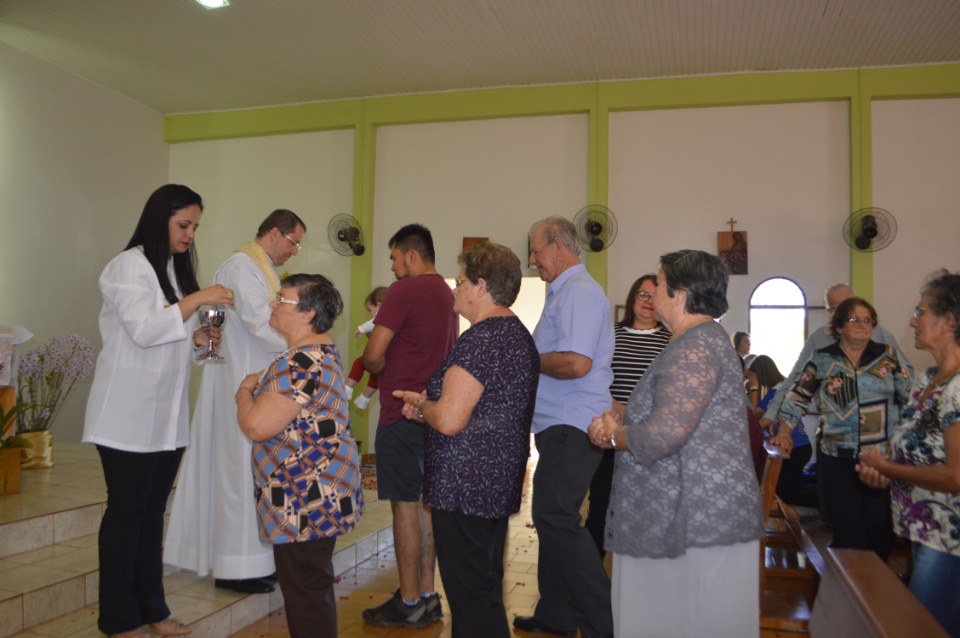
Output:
(361, 589), (429, 628)
(421, 592), (443, 623)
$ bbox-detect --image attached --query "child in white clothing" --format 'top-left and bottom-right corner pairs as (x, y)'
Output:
(345, 286), (387, 409)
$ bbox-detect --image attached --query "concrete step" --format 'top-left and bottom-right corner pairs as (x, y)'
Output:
(0, 443), (392, 638)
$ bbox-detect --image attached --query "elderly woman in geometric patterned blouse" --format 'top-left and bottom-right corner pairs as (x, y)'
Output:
(777, 296), (912, 560)
(236, 274), (363, 638)
(857, 270), (960, 635)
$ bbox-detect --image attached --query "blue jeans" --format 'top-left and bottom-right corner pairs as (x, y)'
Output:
(910, 542), (960, 636)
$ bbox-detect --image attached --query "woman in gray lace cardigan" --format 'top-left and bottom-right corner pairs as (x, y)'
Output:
(589, 249), (763, 638)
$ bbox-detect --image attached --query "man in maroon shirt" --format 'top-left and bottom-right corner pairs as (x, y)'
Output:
(361, 224), (458, 628)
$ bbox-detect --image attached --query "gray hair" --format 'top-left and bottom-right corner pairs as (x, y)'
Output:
(824, 283), (853, 306)
(530, 216), (581, 257)
(659, 249), (729, 318)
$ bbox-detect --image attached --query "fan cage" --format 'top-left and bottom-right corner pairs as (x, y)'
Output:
(843, 207), (897, 252)
(573, 205), (618, 252)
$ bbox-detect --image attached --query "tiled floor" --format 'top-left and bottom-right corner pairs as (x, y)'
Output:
(0, 443), (548, 638)
(228, 446), (547, 638)
(8, 442), (909, 638)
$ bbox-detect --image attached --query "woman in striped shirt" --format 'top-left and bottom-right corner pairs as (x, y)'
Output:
(585, 274), (671, 556)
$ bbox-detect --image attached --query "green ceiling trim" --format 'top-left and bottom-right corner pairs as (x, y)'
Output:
(363, 83), (597, 125)
(162, 63), (960, 362)
(598, 69), (860, 110)
(861, 64), (960, 100)
(164, 99), (364, 143)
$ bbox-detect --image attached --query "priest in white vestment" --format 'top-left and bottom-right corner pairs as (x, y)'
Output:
(164, 209), (307, 594)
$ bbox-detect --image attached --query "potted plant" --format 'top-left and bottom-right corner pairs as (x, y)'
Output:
(1, 397), (31, 495)
(16, 335), (95, 468)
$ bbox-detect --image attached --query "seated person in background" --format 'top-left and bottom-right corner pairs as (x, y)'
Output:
(732, 330), (751, 362)
(236, 274), (364, 638)
(346, 286), (387, 409)
(752, 354), (814, 506)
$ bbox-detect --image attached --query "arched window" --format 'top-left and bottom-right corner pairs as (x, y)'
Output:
(749, 278), (807, 375)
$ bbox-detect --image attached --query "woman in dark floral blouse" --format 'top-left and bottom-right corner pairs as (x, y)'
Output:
(394, 242), (540, 638)
(236, 274), (363, 638)
(858, 270), (960, 634)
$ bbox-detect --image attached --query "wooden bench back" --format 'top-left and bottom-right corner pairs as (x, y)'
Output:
(810, 547), (949, 637)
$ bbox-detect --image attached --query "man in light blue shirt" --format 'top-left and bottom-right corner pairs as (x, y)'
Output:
(512, 216), (614, 638)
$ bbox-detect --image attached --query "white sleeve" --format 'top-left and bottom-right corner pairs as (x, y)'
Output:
(100, 252), (187, 349)
(357, 318), (376, 335)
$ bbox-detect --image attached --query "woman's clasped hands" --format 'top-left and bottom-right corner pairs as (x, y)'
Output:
(393, 389), (428, 424)
(855, 450), (892, 489)
(588, 409), (622, 449)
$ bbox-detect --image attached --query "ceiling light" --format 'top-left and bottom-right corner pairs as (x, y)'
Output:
(196, 0), (230, 8)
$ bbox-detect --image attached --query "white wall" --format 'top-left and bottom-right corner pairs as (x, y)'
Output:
(873, 98), (960, 372)
(607, 102), (851, 346)
(373, 115), (590, 284)
(169, 130), (357, 347)
(0, 41), (169, 443)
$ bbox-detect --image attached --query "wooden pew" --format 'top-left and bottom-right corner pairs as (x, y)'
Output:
(760, 442), (825, 635)
(809, 548), (948, 637)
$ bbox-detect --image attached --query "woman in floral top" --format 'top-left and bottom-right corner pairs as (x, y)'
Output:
(777, 296), (912, 559)
(394, 242), (539, 638)
(236, 274), (363, 638)
(857, 270), (960, 635)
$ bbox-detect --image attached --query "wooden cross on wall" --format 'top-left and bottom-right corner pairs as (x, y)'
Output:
(718, 217), (747, 274)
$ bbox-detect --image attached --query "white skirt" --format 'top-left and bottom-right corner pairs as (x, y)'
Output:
(612, 540), (759, 638)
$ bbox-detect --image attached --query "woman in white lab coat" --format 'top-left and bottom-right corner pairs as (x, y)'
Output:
(83, 184), (234, 638)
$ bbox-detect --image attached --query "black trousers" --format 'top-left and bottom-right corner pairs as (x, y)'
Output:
(273, 537), (338, 638)
(585, 448), (615, 557)
(532, 425), (613, 637)
(433, 509), (510, 638)
(776, 444), (814, 507)
(820, 452), (894, 560)
(96, 445), (184, 635)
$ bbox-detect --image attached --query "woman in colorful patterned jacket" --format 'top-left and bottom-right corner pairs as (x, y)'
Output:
(857, 270), (960, 635)
(777, 296), (912, 559)
(236, 274), (363, 638)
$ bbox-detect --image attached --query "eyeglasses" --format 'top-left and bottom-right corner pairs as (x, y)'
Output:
(274, 293), (298, 306)
(636, 291), (653, 301)
(846, 317), (875, 325)
(454, 277), (467, 288)
(914, 306), (928, 318)
(282, 232), (301, 251)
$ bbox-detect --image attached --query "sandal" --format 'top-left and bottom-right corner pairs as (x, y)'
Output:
(149, 618), (191, 636)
